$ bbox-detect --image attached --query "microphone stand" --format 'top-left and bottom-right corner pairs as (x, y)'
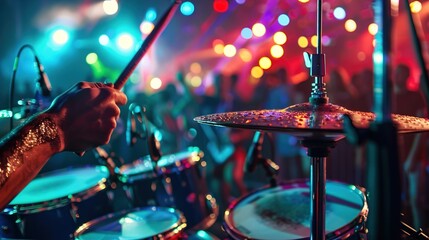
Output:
(343, 1), (401, 239)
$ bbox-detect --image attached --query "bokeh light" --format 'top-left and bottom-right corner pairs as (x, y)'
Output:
(116, 33), (135, 51)
(410, 1), (422, 13)
(103, 0), (119, 15)
(311, 35), (318, 47)
(99, 34), (110, 46)
(51, 29), (69, 46)
(278, 14), (290, 26)
(235, 0), (246, 4)
(252, 23), (266, 37)
(190, 76), (202, 87)
(259, 57), (272, 69)
(181, 1), (195, 16)
(140, 21), (155, 35)
(270, 45), (284, 58)
(333, 7), (346, 20)
(368, 23), (378, 35)
(145, 8), (157, 21)
(241, 27), (253, 39)
(212, 39), (224, 54)
(213, 0), (229, 13)
(298, 36), (309, 48)
(238, 48), (252, 62)
(251, 66), (264, 78)
(86, 53), (98, 65)
(150, 77), (162, 90)
(345, 19), (357, 32)
(223, 44), (237, 57)
(190, 62), (202, 74)
(273, 31), (287, 45)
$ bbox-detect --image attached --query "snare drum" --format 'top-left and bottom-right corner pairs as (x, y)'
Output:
(74, 207), (187, 239)
(119, 147), (218, 230)
(224, 180), (368, 240)
(0, 165), (113, 239)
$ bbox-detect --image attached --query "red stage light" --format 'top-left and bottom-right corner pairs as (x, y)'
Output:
(213, 0), (229, 13)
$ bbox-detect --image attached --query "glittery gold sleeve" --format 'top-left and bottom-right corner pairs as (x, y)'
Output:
(0, 117), (60, 188)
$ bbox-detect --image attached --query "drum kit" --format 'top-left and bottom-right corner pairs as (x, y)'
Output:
(2, 0), (429, 239)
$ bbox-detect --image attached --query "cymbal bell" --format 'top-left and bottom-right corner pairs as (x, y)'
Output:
(194, 102), (429, 141)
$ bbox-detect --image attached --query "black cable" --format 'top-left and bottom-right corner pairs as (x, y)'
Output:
(9, 44), (37, 131)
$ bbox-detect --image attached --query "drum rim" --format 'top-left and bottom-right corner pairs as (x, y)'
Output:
(119, 147), (203, 182)
(74, 206), (187, 239)
(223, 179), (368, 240)
(8, 165), (109, 213)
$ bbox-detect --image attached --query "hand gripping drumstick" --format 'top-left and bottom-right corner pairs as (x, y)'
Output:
(113, 0), (182, 90)
(75, 1), (181, 157)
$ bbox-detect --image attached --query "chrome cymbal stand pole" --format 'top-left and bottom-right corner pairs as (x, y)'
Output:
(302, 0), (329, 239)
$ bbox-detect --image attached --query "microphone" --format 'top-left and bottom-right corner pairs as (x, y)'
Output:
(245, 131), (265, 173)
(34, 56), (52, 112)
(34, 56), (51, 97)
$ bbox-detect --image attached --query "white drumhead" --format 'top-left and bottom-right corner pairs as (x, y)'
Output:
(10, 166), (109, 205)
(75, 207), (185, 239)
(225, 181), (366, 240)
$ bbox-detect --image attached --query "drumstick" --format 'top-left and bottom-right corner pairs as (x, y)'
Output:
(113, 0), (182, 90)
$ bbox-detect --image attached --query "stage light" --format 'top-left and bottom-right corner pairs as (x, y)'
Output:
(410, 1), (422, 13)
(86, 53), (98, 65)
(99, 34), (110, 46)
(273, 31), (287, 45)
(270, 45), (284, 58)
(190, 76), (202, 87)
(278, 14), (290, 26)
(259, 57), (272, 70)
(311, 35), (318, 47)
(298, 36), (309, 48)
(368, 23), (378, 36)
(345, 19), (357, 32)
(241, 27), (253, 39)
(252, 23), (266, 37)
(116, 33), (135, 51)
(146, 8), (157, 21)
(224, 44), (237, 57)
(51, 29), (69, 46)
(140, 21), (155, 35)
(213, 0), (229, 13)
(333, 7), (346, 20)
(238, 48), (252, 62)
(150, 77), (163, 90)
(190, 62), (202, 74)
(103, 0), (118, 15)
(181, 1), (195, 16)
(251, 66), (263, 79)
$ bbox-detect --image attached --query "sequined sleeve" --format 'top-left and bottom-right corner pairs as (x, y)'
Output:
(0, 117), (60, 188)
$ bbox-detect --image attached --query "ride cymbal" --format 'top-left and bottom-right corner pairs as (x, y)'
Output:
(194, 102), (429, 140)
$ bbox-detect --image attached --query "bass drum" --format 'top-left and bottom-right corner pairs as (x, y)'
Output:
(74, 207), (187, 239)
(119, 146), (218, 230)
(0, 166), (113, 239)
(223, 180), (368, 240)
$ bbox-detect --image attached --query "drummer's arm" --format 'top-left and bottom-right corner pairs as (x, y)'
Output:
(0, 111), (63, 210)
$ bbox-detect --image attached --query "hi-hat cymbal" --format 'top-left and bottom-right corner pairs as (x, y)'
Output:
(194, 102), (429, 141)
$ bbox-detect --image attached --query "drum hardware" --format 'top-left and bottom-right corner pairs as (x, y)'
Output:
(400, 214), (429, 240)
(0, 166), (113, 239)
(245, 131), (279, 187)
(194, 1), (429, 239)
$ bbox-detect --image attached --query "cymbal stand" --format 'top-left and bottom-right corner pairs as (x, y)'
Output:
(302, 0), (331, 239)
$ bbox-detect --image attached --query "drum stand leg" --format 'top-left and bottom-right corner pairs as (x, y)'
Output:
(302, 140), (336, 240)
